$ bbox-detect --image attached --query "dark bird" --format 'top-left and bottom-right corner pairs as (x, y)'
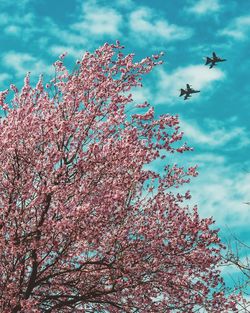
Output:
(179, 84), (200, 100)
(205, 52), (226, 69)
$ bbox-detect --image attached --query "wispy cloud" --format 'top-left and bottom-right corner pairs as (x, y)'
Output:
(191, 153), (226, 166)
(131, 87), (153, 105)
(219, 15), (250, 40)
(2, 51), (53, 78)
(49, 45), (85, 60)
(186, 0), (222, 15)
(115, 0), (135, 9)
(176, 150), (250, 229)
(4, 25), (21, 35)
(71, 1), (122, 37)
(0, 7), (86, 48)
(146, 146), (250, 231)
(0, 12), (35, 39)
(129, 7), (193, 45)
(0, 0), (194, 60)
(188, 158), (250, 227)
(180, 118), (250, 149)
(155, 65), (224, 104)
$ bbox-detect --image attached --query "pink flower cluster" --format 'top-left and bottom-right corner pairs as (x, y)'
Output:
(0, 42), (241, 312)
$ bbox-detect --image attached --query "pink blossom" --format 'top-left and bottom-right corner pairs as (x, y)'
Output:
(0, 42), (241, 312)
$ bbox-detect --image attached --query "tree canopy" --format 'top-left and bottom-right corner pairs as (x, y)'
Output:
(0, 42), (242, 312)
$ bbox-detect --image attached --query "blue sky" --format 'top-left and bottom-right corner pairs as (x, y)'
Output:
(0, 0), (249, 290)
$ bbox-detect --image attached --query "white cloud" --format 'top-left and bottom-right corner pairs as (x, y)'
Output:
(4, 25), (21, 35)
(49, 45), (85, 59)
(149, 151), (250, 229)
(131, 87), (153, 105)
(219, 15), (250, 40)
(71, 1), (122, 37)
(0, 73), (10, 80)
(0, 12), (35, 40)
(186, 0), (221, 15)
(180, 118), (250, 149)
(155, 65), (224, 104)
(0, 11), (84, 46)
(193, 169), (250, 227)
(116, 0), (135, 9)
(191, 153), (226, 166)
(32, 17), (87, 47)
(2, 51), (53, 78)
(0, 1), (192, 58)
(129, 7), (193, 45)
(0, 12), (34, 27)
(146, 148), (250, 233)
(185, 154), (250, 228)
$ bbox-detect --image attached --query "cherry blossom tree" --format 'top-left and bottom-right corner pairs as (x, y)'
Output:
(0, 42), (240, 312)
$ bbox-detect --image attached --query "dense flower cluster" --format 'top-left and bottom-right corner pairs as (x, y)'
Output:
(0, 42), (239, 312)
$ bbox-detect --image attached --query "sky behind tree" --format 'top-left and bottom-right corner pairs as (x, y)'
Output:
(0, 0), (249, 291)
